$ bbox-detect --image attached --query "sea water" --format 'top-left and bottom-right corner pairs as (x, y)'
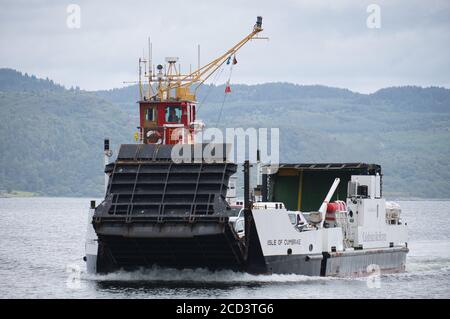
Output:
(0, 198), (448, 298)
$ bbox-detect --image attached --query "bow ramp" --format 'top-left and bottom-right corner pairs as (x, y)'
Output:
(93, 143), (245, 273)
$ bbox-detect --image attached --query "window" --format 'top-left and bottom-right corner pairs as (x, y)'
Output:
(145, 107), (156, 121)
(165, 106), (182, 123)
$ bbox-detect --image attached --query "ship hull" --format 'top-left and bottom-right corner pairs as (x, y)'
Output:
(262, 254), (323, 276)
(95, 231), (246, 273)
(322, 246), (408, 277)
(85, 254), (97, 274)
(256, 247), (408, 276)
(91, 238), (407, 277)
(246, 208), (409, 276)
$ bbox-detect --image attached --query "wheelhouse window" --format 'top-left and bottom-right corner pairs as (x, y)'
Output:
(165, 106), (182, 123)
(145, 107), (156, 121)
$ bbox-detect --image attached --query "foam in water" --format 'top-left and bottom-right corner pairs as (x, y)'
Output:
(82, 266), (338, 284)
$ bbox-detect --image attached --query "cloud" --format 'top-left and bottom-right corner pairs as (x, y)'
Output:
(0, 0), (449, 93)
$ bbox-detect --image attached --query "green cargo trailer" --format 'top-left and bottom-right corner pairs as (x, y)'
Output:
(266, 163), (382, 212)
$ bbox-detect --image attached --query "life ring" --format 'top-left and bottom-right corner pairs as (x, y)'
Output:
(146, 130), (162, 144)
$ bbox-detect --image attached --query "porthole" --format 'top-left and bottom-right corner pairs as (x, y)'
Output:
(309, 244), (313, 252)
(287, 248), (292, 255)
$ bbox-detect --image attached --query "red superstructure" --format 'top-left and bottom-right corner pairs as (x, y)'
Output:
(133, 17), (264, 145)
(138, 100), (197, 145)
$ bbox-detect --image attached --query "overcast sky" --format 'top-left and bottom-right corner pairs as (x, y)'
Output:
(1, 0), (449, 93)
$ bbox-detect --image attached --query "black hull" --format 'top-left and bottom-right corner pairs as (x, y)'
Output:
(96, 230), (246, 273)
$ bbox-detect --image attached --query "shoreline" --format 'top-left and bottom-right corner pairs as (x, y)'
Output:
(1, 195), (449, 201)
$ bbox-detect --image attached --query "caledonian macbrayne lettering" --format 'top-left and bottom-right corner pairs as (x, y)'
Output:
(362, 232), (387, 242)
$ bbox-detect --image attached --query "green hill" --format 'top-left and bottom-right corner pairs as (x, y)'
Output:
(0, 68), (449, 198)
(0, 69), (135, 196)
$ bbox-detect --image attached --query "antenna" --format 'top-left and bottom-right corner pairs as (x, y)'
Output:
(197, 44), (200, 70)
(138, 58), (143, 100)
(148, 37), (152, 67)
(143, 50), (147, 76)
(141, 47), (148, 100)
(148, 36), (152, 98)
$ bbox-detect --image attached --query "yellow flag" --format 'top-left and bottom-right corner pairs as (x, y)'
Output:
(133, 132), (139, 142)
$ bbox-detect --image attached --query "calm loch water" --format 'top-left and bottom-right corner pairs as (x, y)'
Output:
(0, 198), (449, 298)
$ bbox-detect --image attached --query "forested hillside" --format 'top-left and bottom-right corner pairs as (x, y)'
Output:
(0, 68), (449, 198)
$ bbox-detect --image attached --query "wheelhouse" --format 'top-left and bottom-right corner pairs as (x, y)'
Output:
(138, 100), (196, 144)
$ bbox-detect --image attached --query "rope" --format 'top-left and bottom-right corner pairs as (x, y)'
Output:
(215, 91), (228, 127)
(197, 66), (224, 114)
(215, 55), (235, 126)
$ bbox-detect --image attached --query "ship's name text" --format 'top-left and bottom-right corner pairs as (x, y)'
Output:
(267, 239), (301, 246)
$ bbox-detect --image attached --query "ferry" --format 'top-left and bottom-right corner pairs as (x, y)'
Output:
(84, 17), (408, 276)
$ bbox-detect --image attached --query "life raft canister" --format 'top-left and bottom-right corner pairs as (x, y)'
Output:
(326, 200), (347, 221)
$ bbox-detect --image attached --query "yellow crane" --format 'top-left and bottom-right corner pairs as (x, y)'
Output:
(139, 16), (265, 102)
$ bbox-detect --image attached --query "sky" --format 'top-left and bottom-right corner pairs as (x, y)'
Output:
(0, 0), (449, 93)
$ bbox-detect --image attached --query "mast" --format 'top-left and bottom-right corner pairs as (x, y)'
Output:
(147, 37), (152, 100)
